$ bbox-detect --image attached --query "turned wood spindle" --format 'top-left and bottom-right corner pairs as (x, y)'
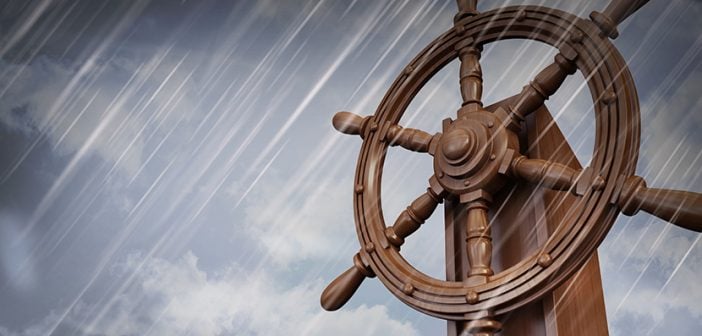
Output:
(590, 0), (650, 39)
(386, 187), (443, 247)
(321, 253), (375, 311)
(456, 40), (483, 116)
(456, 191), (502, 336)
(386, 125), (436, 153)
(617, 176), (702, 232)
(465, 199), (493, 277)
(509, 48), (577, 126)
(332, 111), (372, 138)
(511, 156), (605, 192)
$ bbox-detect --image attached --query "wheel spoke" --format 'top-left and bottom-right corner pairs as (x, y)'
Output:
(454, 1), (483, 119)
(590, 0), (650, 39)
(506, 47), (578, 129)
(456, 41), (484, 117)
(385, 176), (447, 248)
(321, 253), (375, 311)
(333, 111), (440, 154)
(617, 176), (702, 232)
(386, 125), (440, 154)
(464, 197), (494, 277)
(510, 156), (605, 194)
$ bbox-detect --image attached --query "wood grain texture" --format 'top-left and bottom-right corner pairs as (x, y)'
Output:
(445, 102), (608, 336)
(330, 3), (644, 328)
(526, 104), (608, 336)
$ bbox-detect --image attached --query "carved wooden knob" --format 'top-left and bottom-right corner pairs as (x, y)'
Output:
(321, 253), (375, 311)
(618, 176), (702, 232)
(332, 111), (371, 137)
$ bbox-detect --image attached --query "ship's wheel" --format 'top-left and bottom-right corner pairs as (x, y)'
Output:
(321, 1), (702, 334)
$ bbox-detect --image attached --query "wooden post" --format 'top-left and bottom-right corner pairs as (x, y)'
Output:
(445, 102), (609, 336)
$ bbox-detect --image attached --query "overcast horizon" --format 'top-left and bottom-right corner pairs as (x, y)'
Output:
(1, 0), (701, 335)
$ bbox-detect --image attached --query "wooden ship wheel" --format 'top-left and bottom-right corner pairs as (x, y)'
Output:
(320, 1), (702, 335)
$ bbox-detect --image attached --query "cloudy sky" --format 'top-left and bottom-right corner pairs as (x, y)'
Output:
(0, 0), (701, 335)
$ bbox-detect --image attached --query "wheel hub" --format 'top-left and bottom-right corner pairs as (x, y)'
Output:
(434, 110), (516, 195)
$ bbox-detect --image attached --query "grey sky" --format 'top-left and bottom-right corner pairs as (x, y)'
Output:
(0, 0), (701, 335)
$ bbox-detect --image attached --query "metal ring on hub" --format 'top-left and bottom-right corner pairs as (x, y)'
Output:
(353, 5), (639, 321)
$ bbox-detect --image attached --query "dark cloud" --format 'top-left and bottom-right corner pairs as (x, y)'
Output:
(0, 0), (701, 334)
